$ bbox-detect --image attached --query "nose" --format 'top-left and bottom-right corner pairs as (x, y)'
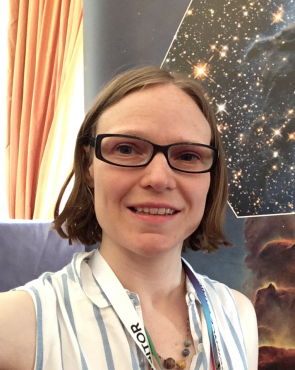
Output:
(140, 153), (177, 192)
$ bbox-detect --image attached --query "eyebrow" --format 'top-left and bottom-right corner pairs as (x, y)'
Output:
(102, 130), (211, 145)
(109, 129), (147, 137)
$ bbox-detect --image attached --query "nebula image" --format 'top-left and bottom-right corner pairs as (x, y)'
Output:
(163, 0), (295, 216)
(245, 240), (295, 292)
(259, 346), (295, 370)
(254, 283), (295, 347)
(242, 214), (295, 367)
(243, 214), (295, 295)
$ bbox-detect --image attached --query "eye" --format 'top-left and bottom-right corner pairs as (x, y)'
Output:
(170, 144), (205, 164)
(115, 144), (135, 155)
(178, 152), (200, 162)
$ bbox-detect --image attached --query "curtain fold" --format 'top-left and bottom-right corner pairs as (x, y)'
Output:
(6, 0), (84, 219)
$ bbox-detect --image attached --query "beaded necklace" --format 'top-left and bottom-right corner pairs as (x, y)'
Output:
(145, 262), (219, 370)
(145, 317), (192, 370)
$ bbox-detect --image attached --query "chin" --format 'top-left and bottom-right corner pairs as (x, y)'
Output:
(130, 235), (184, 257)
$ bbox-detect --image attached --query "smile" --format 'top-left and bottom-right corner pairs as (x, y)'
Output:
(129, 207), (178, 215)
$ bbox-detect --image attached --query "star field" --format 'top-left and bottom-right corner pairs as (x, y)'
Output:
(163, 0), (295, 216)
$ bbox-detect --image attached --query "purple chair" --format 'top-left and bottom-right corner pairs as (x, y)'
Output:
(0, 220), (85, 292)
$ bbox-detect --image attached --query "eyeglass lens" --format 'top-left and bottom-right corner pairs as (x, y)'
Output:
(99, 136), (215, 173)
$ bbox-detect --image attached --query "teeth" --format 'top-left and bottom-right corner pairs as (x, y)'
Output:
(133, 207), (176, 215)
(158, 208), (166, 215)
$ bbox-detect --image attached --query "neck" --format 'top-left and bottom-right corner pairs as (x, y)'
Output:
(99, 240), (185, 306)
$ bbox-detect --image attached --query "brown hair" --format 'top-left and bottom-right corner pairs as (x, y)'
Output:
(53, 66), (231, 253)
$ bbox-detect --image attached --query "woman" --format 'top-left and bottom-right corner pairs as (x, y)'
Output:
(0, 67), (258, 370)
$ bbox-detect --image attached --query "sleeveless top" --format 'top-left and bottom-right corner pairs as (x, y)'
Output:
(15, 250), (247, 370)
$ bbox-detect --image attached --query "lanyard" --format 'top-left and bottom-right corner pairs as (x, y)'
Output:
(182, 261), (219, 370)
(85, 251), (219, 370)
(86, 252), (157, 370)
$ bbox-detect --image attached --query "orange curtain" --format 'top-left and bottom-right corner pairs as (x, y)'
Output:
(6, 0), (83, 219)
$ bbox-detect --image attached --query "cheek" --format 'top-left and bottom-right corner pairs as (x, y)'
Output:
(93, 180), (117, 234)
(92, 165), (130, 219)
(196, 173), (210, 198)
(92, 166), (112, 220)
(205, 174), (211, 200)
(191, 174), (211, 213)
(186, 176), (210, 235)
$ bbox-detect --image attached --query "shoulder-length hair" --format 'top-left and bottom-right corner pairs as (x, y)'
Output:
(53, 66), (231, 253)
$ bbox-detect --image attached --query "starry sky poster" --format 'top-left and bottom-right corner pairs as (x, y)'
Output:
(162, 0), (295, 218)
(162, 0), (295, 368)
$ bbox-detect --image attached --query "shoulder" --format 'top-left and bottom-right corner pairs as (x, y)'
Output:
(0, 291), (36, 370)
(230, 288), (256, 318)
(230, 289), (258, 339)
(231, 289), (258, 370)
(184, 262), (258, 369)
(197, 273), (259, 369)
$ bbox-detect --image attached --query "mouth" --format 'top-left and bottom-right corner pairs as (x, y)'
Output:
(129, 207), (179, 215)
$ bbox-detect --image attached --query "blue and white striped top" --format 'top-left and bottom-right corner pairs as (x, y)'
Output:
(16, 250), (247, 370)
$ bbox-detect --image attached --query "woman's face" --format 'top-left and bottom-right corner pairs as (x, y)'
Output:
(87, 84), (212, 258)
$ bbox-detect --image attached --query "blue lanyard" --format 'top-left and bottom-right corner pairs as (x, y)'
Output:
(182, 262), (218, 370)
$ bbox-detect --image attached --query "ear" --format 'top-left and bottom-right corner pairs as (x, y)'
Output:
(83, 145), (94, 188)
(84, 162), (94, 188)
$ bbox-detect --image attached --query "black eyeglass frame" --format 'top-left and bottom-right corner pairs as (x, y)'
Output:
(88, 134), (219, 174)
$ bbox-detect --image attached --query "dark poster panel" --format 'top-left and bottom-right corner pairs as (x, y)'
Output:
(163, 1), (295, 368)
(83, 0), (191, 109)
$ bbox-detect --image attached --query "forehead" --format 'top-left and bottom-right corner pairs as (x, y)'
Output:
(96, 84), (212, 143)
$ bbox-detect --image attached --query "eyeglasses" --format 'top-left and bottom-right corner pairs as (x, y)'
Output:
(88, 134), (219, 174)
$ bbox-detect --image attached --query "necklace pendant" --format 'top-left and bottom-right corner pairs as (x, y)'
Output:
(182, 349), (190, 357)
(176, 360), (186, 369)
(184, 339), (191, 347)
(163, 357), (176, 369)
